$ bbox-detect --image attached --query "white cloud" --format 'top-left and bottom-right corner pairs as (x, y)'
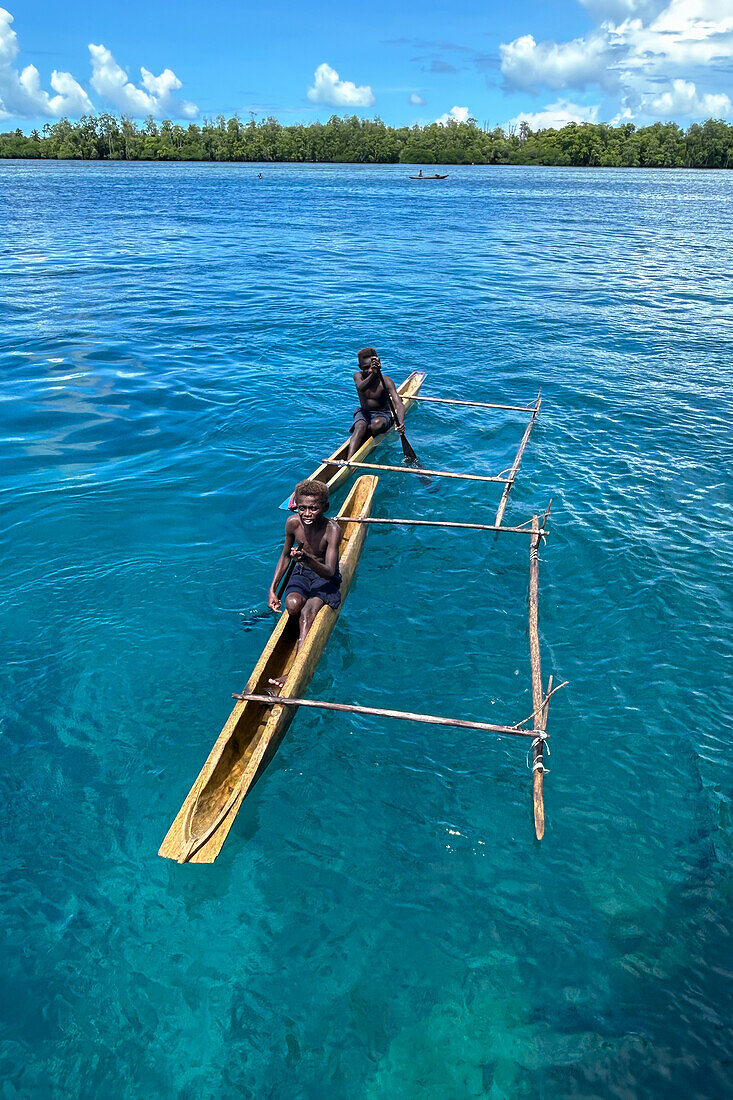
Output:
(507, 99), (601, 130)
(0, 5), (14, 65)
(0, 8), (197, 121)
(409, 92), (426, 105)
(609, 106), (636, 123)
(500, 31), (618, 92)
(0, 7), (92, 119)
(618, 0), (733, 71)
(307, 63), (374, 107)
(641, 76), (731, 117)
(579, 0), (667, 17)
(436, 105), (471, 124)
(89, 44), (197, 118)
(499, 0), (733, 122)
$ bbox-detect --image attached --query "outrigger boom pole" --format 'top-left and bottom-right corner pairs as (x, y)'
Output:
(494, 390), (542, 527)
(327, 458), (511, 484)
(233, 692), (549, 740)
(335, 515), (549, 536)
(409, 396), (537, 413)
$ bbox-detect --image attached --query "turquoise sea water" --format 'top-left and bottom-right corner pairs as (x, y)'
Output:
(2, 161), (732, 1098)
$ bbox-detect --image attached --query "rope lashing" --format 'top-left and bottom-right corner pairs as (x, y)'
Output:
(527, 736), (550, 773)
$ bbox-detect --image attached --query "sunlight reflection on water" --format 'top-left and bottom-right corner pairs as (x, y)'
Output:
(1, 162), (732, 1099)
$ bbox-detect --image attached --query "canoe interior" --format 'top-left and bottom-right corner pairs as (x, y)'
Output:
(279, 370), (425, 509)
(159, 473), (378, 864)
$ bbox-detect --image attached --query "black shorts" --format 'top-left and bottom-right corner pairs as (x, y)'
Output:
(283, 564), (342, 610)
(351, 407), (393, 433)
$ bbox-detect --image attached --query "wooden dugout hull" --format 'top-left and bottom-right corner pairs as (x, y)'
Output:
(159, 475), (378, 864)
(279, 371), (425, 509)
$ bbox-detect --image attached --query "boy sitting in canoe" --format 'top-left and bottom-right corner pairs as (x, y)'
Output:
(267, 478), (342, 689)
(346, 347), (407, 459)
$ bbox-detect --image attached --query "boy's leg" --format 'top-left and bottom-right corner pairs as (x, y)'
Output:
(284, 592), (305, 616)
(347, 419), (370, 458)
(298, 597), (325, 647)
(370, 414), (390, 436)
(269, 592), (306, 689)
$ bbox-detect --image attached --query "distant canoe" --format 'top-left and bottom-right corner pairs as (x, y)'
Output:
(409, 174), (449, 180)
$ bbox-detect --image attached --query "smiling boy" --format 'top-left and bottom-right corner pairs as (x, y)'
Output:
(267, 479), (342, 688)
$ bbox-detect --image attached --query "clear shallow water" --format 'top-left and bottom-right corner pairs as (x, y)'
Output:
(1, 161), (732, 1098)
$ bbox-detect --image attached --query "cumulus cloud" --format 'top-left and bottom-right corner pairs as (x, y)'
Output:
(507, 99), (600, 130)
(89, 44), (197, 118)
(409, 92), (426, 105)
(499, 0), (733, 122)
(500, 31), (619, 92)
(435, 105), (471, 125)
(619, 0), (733, 71)
(307, 63), (374, 107)
(0, 8), (198, 120)
(0, 7), (92, 119)
(641, 76), (732, 117)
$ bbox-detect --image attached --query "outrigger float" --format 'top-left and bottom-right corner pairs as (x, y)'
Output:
(160, 377), (561, 863)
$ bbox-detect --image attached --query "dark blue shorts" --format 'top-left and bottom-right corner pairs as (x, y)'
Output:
(283, 563), (342, 610)
(351, 407), (393, 433)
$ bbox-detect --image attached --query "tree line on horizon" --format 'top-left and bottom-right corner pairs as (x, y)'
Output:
(1, 113), (732, 168)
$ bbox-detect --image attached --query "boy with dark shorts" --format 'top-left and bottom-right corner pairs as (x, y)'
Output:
(346, 347), (407, 459)
(267, 479), (342, 688)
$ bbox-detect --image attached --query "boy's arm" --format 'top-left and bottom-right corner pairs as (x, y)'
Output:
(383, 374), (406, 433)
(353, 370), (372, 400)
(268, 519), (297, 610)
(299, 522), (342, 580)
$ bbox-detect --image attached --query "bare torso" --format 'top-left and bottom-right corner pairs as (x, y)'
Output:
(288, 515), (339, 564)
(355, 371), (393, 410)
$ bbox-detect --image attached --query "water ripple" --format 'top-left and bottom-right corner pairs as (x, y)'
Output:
(1, 162), (731, 1099)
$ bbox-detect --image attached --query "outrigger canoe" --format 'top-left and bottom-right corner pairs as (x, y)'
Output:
(279, 370), (425, 509)
(409, 174), (449, 180)
(159, 474), (378, 864)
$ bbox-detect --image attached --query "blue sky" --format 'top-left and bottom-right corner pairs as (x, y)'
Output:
(2, 1), (732, 130)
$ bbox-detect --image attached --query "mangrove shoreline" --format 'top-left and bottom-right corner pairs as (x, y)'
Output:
(2, 114), (732, 168)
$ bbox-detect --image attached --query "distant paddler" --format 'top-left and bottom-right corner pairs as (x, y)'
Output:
(267, 479), (342, 689)
(346, 347), (407, 460)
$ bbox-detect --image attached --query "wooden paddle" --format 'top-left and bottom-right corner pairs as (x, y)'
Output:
(377, 366), (432, 487)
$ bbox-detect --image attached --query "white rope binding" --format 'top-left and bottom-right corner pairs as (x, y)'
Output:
(527, 736), (550, 774)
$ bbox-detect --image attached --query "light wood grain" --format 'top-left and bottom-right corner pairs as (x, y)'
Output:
(494, 390), (542, 526)
(327, 458), (510, 484)
(528, 514), (546, 840)
(304, 371), (425, 499)
(159, 475), (378, 864)
(233, 693), (549, 739)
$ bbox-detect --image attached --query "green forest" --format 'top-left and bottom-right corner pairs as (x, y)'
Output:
(2, 113), (732, 168)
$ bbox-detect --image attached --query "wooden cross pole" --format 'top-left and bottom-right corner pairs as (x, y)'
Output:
(334, 515), (547, 536)
(494, 389), (542, 527)
(233, 692), (549, 740)
(528, 514), (548, 840)
(327, 458), (510, 484)
(408, 396), (537, 413)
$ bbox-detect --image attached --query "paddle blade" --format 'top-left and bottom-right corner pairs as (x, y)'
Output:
(399, 432), (418, 464)
(411, 463), (434, 488)
(398, 432), (432, 485)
